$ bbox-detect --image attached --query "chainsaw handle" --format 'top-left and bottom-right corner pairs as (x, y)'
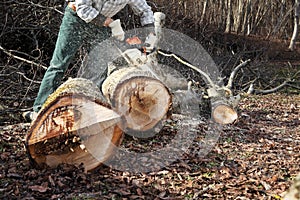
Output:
(154, 12), (165, 45)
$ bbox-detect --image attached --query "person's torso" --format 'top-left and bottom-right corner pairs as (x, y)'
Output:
(93, 0), (130, 17)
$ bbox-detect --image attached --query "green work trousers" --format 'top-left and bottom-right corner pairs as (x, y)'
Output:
(33, 6), (110, 112)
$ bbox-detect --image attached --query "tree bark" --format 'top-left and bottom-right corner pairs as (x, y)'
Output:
(200, 0), (208, 24)
(242, 0), (252, 35)
(225, 0), (233, 33)
(26, 78), (123, 172)
(289, 0), (300, 50)
(234, 0), (245, 34)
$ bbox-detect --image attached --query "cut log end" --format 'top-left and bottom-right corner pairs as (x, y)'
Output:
(26, 78), (123, 172)
(102, 67), (172, 132)
(113, 76), (172, 131)
(212, 104), (238, 125)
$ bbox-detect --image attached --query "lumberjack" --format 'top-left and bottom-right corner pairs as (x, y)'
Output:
(23, 0), (155, 122)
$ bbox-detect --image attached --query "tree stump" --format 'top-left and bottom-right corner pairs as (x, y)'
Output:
(26, 78), (123, 172)
(102, 66), (172, 132)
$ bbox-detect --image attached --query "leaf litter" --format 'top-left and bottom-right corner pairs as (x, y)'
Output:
(0, 93), (299, 199)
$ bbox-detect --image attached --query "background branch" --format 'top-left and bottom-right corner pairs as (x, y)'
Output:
(0, 45), (47, 70)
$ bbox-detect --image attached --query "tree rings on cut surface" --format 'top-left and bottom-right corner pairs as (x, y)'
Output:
(211, 101), (238, 124)
(102, 67), (172, 132)
(26, 78), (123, 172)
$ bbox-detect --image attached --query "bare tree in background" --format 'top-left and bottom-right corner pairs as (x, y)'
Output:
(289, 0), (300, 50)
(164, 0), (294, 38)
(233, 0), (244, 34)
(225, 0), (233, 33)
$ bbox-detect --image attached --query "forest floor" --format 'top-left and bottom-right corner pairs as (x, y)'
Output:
(0, 30), (300, 200)
(0, 93), (299, 200)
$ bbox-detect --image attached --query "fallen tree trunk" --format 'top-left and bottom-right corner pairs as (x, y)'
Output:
(26, 78), (123, 172)
(156, 50), (239, 125)
(102, 66), (172, 132)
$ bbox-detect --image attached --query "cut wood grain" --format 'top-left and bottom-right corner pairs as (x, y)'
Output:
(26, 78), (123, 172)
(102, 67), (172, 132)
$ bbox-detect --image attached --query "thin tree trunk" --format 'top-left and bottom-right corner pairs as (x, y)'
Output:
(200, 0), (208, 24)
(253, 0), (263, 34)
(242, 0), (252, 35)
(218, 0), (225, 30)
(289, 0), (300, 50)
(225, 0), (233, 33)
(234, 0), (245, 34)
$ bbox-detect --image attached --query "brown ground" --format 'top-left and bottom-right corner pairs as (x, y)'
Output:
(0, 93), (299, 199)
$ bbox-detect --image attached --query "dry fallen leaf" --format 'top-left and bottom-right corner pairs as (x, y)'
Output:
(28, 185), (48, 193)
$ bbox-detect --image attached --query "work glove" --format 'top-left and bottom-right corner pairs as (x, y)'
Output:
(144, 32), (157, 49)
(154, 12), (166, 29)
(154, 12), (165, 42)
(109, 19), (125, 41)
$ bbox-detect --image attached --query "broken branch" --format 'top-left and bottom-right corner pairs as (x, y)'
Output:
(0, 45), (47, 70)
(247, 67), (300, 94)
(226, 59), (251, 89)
(157, 50), (216, 89)
(247, 80), (290, 94)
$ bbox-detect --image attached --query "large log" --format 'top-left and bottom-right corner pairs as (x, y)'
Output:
(26, 78), (123, 172)
(102, 66), (172, 132)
